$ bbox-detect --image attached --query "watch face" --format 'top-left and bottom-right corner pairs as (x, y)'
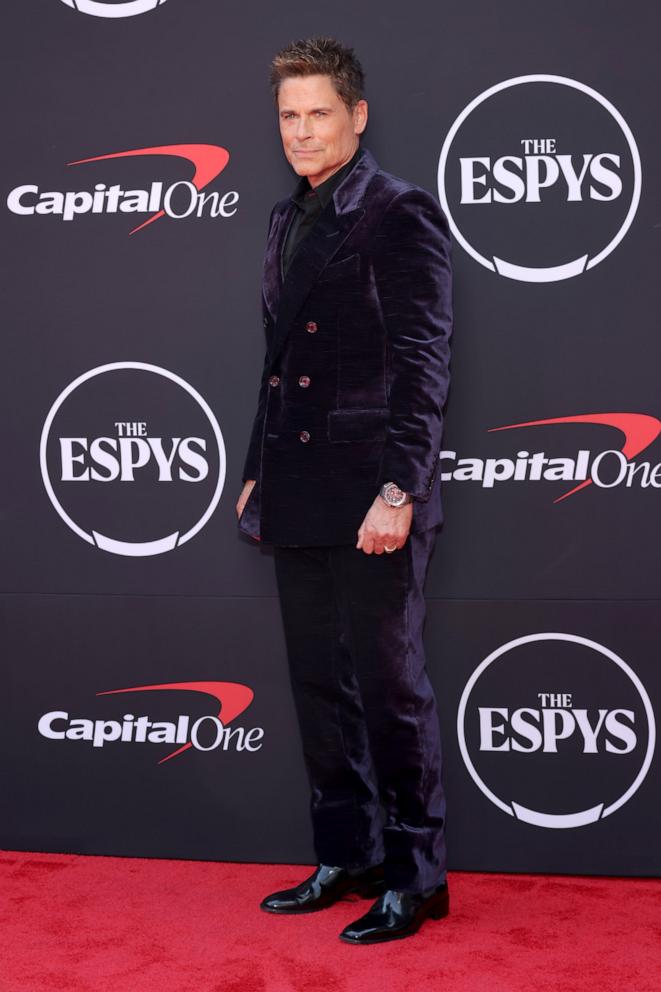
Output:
(383, 482), (405, 506)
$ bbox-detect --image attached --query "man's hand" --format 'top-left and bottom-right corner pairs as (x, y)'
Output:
(356, 495), (413, 554)
(236, 479), (256, 519)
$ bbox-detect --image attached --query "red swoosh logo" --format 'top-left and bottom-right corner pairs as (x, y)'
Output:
(96, 680), (254, 763)
(68, 143), (230, 234)
(489, 413), (661, 502)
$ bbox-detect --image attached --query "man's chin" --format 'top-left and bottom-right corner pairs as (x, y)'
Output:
(291, 163), (319, 177)
(289, 154), (325, 176)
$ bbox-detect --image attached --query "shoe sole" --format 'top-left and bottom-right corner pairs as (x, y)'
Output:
(338, 891), (450, 944)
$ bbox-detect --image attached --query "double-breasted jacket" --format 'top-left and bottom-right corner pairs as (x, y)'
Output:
(239, 148), (453, 547)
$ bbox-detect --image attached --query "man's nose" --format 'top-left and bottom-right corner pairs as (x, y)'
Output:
(295, 116), (313, 140)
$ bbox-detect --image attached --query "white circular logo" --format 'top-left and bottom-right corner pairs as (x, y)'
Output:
(40, 362), (226, 557)
(457, 633), (655, 828)
(438, 75), (641, 282)
(59, 0), (167, 18)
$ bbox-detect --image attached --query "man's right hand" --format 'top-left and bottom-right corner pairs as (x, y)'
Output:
(236, 479), (256, 519)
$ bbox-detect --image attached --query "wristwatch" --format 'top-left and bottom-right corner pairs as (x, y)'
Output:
(379, 481), (412, 507)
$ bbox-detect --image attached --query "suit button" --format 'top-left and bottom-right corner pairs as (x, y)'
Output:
(306, 321), (318, 333)
(268, 375), (280, 387)
(298, 375), (311, 388)
(263, 316), (268, 327)
(299, 430), (311, 443)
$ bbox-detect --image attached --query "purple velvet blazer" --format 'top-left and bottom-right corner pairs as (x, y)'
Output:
(239, 147), (453, 547)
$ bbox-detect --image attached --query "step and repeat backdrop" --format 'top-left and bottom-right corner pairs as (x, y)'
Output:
(2, 0), (659, 876)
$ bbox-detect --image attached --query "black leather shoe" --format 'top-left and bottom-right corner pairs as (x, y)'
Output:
(260, 863), (385, 914)
(339, 882), (449, 943)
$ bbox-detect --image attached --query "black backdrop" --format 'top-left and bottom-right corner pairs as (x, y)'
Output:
(2, 0), (659, 876)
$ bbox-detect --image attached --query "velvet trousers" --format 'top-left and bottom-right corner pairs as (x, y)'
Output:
(273, 526), (447, 894)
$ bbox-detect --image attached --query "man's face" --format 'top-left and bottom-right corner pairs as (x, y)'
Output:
(277, 74), (368, 188)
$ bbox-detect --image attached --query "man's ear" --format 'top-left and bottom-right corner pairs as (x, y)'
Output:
(354, 99), (368, 135)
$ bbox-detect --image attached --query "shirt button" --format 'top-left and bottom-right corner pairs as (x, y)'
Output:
(298, 375), (311, 388)
(268, 375), (280, 387)
(306, 321), (318, 334)
(299, 430), (311, 443)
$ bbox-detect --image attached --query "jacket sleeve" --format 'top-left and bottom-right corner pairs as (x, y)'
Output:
(372, 187), (453, 500)
(241, 347), (271, 483)
(241, 206), (280, 484)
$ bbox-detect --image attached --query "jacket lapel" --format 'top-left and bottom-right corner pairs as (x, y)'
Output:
(263, 148), (379, 365)
(262, 201), (295, 322)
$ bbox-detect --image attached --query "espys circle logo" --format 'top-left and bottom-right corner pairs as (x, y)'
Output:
(438, 75), (641, 282)
(59, 0), (167, 17)
(457, 633), (655, 828)
(40, 362), (226, 556)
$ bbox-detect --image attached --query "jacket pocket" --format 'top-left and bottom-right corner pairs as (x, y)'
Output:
(318, 252), (360, 283)
(327, 407), (389, 443)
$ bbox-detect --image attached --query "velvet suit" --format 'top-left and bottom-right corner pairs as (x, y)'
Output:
(239, 148), (453, 893)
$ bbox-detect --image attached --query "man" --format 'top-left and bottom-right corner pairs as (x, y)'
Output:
(236, 37), (452, 944)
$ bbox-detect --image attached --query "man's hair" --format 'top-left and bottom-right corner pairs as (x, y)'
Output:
(269, 37), (365, 109)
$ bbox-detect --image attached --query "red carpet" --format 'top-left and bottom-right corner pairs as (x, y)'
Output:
(0, 851), (659, 992)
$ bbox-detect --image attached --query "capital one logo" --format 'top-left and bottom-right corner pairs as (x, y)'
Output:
(40, 362), (226, 556)
(7, 144), (236, 236)
(38, 681), (264, 763)
(438, 75), (642, 281)
(457, 633), (655, 828)
(59, 1), (168, 17)
(442, 411), (661, 501)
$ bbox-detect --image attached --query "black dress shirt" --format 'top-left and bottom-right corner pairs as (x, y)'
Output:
(281, 147), (362, 278)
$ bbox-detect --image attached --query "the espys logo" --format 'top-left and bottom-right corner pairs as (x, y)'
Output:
(457, 633), (655, 828)
(7, 144), (237, 235)
(40, 362), (226, 556)
(59, 1), (168, 18)
(438, 75), (641, 282)
(38, 681), (264, 763)
(442, 412), (661, 501)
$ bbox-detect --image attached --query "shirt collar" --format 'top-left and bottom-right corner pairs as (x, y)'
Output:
(291, 146), (362, 210)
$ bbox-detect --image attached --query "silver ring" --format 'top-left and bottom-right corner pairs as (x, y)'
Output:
(384, 545), (397, 553)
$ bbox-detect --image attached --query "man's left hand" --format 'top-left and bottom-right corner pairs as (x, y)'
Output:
(356, 496), (413, 554)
